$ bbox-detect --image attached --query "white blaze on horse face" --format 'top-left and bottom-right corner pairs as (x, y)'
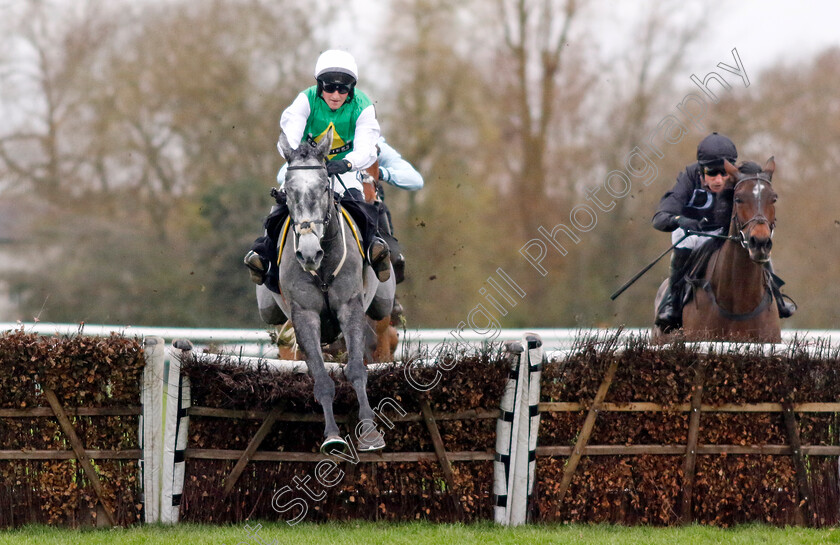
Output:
(753, 180), (763, 202)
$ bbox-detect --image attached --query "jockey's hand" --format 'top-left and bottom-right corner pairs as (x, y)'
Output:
(675, 215), (702, 232)
(326, 159), (352, 176)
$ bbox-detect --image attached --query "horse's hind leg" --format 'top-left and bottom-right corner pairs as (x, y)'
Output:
(291, 307), (345, 453)
(338, 299), (385, 451)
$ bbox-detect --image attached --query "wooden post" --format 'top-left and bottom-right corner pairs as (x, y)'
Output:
(221, 403), (286, 497)
(420, 398), (463, 518)
(420, 399), (458, 491)
(782, 402), (814, 526)
(44, 389), (117, 527)
(555, 358), (619, 506)
(680, 360), (707, 523)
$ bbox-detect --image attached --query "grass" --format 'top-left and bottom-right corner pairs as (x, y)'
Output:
(0, 522), (838, 545)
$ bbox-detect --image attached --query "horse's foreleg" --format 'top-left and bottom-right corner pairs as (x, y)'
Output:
(291, 307), (341, 444)
(338, 298), (384, 451)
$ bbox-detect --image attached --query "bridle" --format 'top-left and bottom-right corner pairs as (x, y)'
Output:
(286, 164), (335, 237)
(731, 174), (776, 251)
(285, 163), (348, 294)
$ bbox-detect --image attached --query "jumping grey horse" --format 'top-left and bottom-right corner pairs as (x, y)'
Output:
(255, 128), (395, 454)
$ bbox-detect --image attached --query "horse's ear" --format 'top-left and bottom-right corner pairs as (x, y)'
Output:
(278, 132), (293, 160)
(763, 156), (776, 180)
(315, 127), (334, 160)
(723, 159), (741, 181)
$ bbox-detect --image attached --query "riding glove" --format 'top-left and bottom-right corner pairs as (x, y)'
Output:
(326, 159), (352, 176)
(675, 215), (702, 232)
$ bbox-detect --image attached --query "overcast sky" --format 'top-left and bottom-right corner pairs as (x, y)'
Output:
(341, 0), (840, 82)
(679, 0), (840, 71)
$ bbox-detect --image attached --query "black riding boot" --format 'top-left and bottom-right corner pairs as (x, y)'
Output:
(368, 236), (391, 282)
(764, 262), (797, 318)
(377, 202), (405, 284)
(245, 196), (288, 290)
(655, 248), (692, 332)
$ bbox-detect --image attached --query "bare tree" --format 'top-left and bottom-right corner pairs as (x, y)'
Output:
(493, 0), (589, 234)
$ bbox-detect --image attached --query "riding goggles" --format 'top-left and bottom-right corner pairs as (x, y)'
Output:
(320, 81), (352, 94)
(703, 166), (727, 177)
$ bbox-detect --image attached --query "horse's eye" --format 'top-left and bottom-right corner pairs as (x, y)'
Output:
(734, 197), (743, 204)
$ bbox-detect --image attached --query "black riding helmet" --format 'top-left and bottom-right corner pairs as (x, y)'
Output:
(696, 132), (737, 166)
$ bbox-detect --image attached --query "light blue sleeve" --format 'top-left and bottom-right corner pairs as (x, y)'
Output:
(276, 163), (288, 187)
(377, 138), (424, 191)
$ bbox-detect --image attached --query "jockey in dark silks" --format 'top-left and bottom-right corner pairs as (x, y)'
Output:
(244, 50), (392, 289)
(652, 132), (796, 332)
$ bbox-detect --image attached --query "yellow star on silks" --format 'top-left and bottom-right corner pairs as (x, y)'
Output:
(313, 122), (346, 159)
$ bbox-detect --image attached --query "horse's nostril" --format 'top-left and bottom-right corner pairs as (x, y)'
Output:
(295, 251), (304, 262)
(315, 250), (324, 261)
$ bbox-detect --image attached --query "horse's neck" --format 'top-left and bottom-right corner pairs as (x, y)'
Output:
(708, 223), (766, 313)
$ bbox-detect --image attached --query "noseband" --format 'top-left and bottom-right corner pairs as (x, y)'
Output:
(732, 174), (775, 250)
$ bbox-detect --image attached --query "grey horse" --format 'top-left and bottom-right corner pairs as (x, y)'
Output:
(255, 128), (395, 454)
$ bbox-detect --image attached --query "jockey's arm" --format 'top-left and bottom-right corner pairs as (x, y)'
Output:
(278, 93), (310, 152)
(652, 209), (680, 232)
(377, 139), (424, 191)
(275, 94), (311, 188)
(342, 105), (380, 171)
(652, 170), (695, 232)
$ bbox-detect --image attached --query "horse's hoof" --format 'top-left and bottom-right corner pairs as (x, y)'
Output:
(320, 435), (348, 455)
(357, 431), (386, 452)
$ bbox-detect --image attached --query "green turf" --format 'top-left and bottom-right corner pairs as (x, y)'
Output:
(0, 522), (837, 545)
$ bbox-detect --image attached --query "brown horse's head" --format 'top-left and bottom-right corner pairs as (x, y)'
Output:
(723, 157), (778, 263)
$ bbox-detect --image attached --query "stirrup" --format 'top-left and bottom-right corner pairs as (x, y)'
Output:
(777, 293), (797, 319)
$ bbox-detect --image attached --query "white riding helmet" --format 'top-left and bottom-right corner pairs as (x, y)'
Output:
(314, 49), (358, 82)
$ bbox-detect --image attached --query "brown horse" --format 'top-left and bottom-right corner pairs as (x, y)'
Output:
(654, 157), (782, 343)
